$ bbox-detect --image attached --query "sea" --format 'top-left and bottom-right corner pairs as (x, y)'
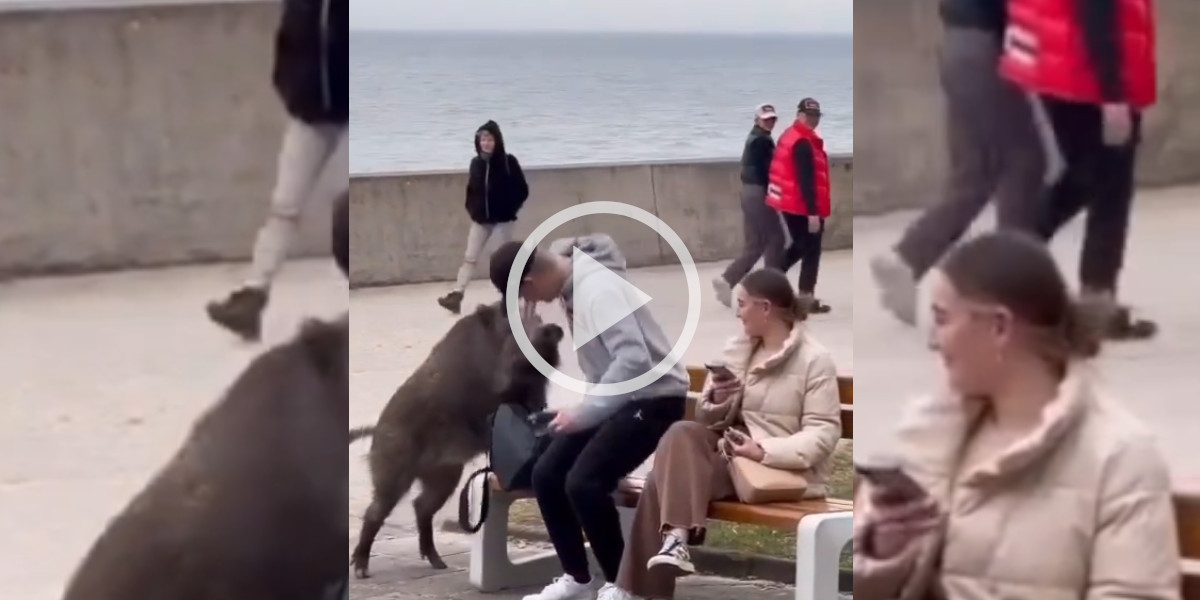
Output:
(350, 31), (853, 174)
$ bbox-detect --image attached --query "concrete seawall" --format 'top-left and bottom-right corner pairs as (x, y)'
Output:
(349, 156), (853, 288)
(855, 0), (1200, 215)
(0, 1), (332, 277)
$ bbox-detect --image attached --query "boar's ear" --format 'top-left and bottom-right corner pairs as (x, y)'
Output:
(297, 315), (349, 379)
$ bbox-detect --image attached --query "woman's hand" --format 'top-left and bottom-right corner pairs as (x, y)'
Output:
(864, 495), (941, 560)
(726, 431), (766, 462)
(708, 376), (741, 406)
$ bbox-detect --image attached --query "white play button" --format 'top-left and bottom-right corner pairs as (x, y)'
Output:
(569, 248), (653, 351)
(504, 201), (701, 398)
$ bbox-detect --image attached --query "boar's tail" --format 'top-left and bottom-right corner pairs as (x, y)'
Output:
(349, 426), (375, 444)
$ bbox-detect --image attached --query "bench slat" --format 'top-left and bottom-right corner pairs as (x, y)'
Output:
(1177, 492), (1200, 559)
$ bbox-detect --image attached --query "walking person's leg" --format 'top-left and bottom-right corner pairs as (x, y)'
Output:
(992, 94), (1051, 232)
(1078, 113), (1155, 339)
(1031, 98), (1098, 241)
(777, 212), (806, 273)
(715, 184), (781, 306)
(616, 422), (732, 600)
(207, 120), (343, 340)
(797, 218), (830, 313)
(872, 27), (1015, 325)
(438, 223), (495, 314)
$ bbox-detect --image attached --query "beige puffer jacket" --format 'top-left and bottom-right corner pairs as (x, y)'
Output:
(854, 365), (1181, 600)
(696, 324), (842, 498)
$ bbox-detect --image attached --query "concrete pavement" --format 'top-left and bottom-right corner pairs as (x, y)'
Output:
(0, 260), (347, 600)
(854, 185), (1200, 487)
(349, 251), (853, 598)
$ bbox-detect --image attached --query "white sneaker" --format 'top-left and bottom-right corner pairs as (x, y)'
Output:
(596, 582), (638, 600)
(870, 251), (918, 326)
(521, 575), (594, 600)
(711, 277), (732, 308)
(646, 534), (696, 578)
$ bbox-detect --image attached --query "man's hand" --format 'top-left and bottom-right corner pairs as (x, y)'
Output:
(1102, 103), (1133, 147)
(808, 216), (821, 234)
(548, 409), (579, 434)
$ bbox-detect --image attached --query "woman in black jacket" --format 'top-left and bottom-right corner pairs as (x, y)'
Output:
(437, 120), (530, 314)
(207, 0), (348, 341)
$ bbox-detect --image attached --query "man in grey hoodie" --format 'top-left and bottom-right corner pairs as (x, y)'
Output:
(488, 234), (689, 600)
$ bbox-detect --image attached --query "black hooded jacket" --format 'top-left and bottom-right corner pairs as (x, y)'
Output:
(273, 0), (348, 125)
(465, 121), (530, 224)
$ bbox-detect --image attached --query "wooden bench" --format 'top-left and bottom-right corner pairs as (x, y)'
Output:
(1178, 491), (1200, 599)
(468, 366), (854, 600)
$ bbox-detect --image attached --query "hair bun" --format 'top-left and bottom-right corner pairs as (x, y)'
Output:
(1063, 298), (1106, 359)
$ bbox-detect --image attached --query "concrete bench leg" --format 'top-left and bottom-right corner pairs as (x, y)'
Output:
(469, 491), (562, 593)
(794, 511), (852, 600)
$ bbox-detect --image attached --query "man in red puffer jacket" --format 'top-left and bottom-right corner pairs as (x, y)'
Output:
(1001, 0), (1158, 340)
(766, 98), (833, 314)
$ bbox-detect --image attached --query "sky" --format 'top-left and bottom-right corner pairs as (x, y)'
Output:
(349, 0), (852, 34)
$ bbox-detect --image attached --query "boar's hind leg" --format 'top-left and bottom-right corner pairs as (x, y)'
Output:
(414, 463), (465, 570)
(351, 472), (414, 579)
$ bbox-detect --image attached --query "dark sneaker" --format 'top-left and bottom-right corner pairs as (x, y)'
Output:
(646, 534), (695, 578)
(437, 291), (464, 315)
(1107, 306), (1157, 341)
(206, 287), (269, 341)
(799, 293), (833, 315)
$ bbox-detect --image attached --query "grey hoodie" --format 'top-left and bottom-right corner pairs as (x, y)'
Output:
(548, 234), (690, 431)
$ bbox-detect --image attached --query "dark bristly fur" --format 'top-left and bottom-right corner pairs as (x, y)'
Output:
(348, 302), (562, 577)
(61, 316), (350, 600)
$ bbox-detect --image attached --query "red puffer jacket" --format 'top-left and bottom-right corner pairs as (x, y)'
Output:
(1000, 0), (1156, 109)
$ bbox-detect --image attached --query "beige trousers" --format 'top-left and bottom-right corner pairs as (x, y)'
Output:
(616, 421), (734, 599)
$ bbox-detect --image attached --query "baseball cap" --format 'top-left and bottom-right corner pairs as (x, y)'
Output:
(489, 240), (535, 296)
(755, 103), (778, 120)
(798, 97), (822, 116)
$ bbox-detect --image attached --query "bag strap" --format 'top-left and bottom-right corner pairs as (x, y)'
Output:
(457, 466), (492, 534)
(457, 407), (503, 533)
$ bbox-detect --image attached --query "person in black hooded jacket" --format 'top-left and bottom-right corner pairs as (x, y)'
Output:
(437, 120), (530, 314)
(206, 0), (349, 341)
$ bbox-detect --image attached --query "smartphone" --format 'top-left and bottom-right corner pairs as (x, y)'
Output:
(724, 429), (747, 444)
(853, 462), (928, 506)
(704, 361), (736, 381)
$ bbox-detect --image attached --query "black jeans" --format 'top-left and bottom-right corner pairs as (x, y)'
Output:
(1035, 97), (1141, 293)
(776, 214), (825, 295)
(531, 396), (686, 584)
(721, 184), (785, 286)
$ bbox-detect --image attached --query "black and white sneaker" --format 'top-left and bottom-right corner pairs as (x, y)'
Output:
(646, 535), (695, 578)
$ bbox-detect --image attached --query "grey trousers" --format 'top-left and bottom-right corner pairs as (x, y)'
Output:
(894, 26), (1048, 278)
(453, 221), (516, 292)
(247, 118), (349, 289)
(721, 183), (785, 285)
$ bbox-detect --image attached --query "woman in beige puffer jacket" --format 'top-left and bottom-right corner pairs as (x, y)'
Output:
(855, 232), (1181, 600)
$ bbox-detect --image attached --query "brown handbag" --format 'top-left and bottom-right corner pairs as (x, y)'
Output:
(727, 456), (809, 504)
